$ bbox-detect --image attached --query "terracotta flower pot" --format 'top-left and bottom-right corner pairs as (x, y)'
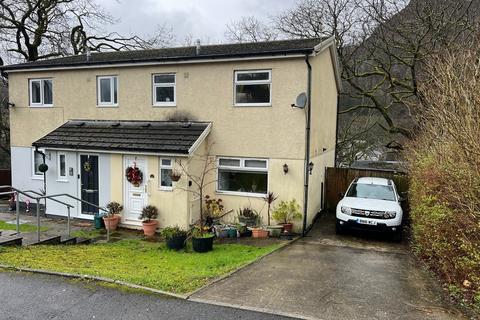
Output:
(281, 223), (293, 233)
(251, 228), (269, 238)
(103, 215), (120, 231)
(142, 220), (158, 237)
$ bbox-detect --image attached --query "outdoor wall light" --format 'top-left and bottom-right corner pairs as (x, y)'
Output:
(7, 102), (15, 108)
(283, 163), (289, 174)
(308, 161), (314, 175)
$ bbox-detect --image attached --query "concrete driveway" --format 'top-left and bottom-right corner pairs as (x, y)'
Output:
(190, 214), (464, 320)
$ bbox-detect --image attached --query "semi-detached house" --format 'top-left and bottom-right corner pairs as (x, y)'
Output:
(1, 37), (341, 233)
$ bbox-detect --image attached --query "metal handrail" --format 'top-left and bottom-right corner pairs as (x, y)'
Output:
(0, 186), (111, 242)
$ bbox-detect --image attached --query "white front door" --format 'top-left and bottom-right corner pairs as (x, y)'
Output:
(123, 156), (148, 224)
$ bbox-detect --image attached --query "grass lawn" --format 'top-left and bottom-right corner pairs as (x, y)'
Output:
(0, 239), (280, 294)
(0, 220), (48, 232)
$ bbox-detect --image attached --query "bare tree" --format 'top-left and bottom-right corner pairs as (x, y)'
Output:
(225, 16), (278, 43)
(174, 142), (217, 221)
(0, 0), (175, 63)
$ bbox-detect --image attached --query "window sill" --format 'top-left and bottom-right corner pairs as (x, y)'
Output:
(215, 190), (266, 198)
(29, 105), (54, 108)
(31, 176), (44, 180)
(158, 187), (173, 192)
(97, 104), (119, 108)
(234, 103), (272, 107)
(153, 104), (176, 108)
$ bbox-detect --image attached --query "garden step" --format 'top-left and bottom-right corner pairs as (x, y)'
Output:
(0, 236), (23, 246)
(60, 237), (77, 245)
(75, 238), (92, 245)
(31, 236), (62, 246)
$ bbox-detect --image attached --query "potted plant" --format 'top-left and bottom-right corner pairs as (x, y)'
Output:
(204, 196), (225, 226)
(263, 192), (282, 237)
(161, 226), (187, 250)
(139, 205), (159, 236)
(191, 225), (214, 253)
(251, 227), (269, 238)
(272, 199), (302, 233)
(104, 201), (123, 231)
(237, 207), (259, 227)
(237, 223), (252, 237)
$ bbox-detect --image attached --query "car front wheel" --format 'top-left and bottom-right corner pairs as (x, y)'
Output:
(335, 219), (345, 235)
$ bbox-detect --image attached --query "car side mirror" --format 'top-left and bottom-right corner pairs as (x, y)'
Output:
(338, 192), (345, 198)
(399, 192), (408, 202)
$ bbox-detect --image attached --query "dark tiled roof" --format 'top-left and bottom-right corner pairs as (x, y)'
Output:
(33, 120), (211, 154)
(2, 38), (324, 71)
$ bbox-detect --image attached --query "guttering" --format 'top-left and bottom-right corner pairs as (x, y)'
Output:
(31, 147), (191, 158)
(1, 52), (310, 74)
(302, 55), (313, 237)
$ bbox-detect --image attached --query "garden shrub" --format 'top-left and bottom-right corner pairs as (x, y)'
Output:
(406, 43), (480, 314)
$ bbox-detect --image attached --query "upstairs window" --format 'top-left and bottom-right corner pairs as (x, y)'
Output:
(234, 70), (271, 106)
(97, 76), (118, 106)
(29, 79), (53, 107)
(153, 74), (176, 106)
(217, 157), (268, 196)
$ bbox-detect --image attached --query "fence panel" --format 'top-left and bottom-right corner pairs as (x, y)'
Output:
(325, 167), (408, 211)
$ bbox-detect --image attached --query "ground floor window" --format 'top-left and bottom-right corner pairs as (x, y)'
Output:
(217, 157), (268, 195)
(159, 158), (173, 190)
(32, 148), (45, 179)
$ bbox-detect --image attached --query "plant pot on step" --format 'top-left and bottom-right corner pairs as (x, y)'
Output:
(103, 215), (120, 231)
(192, 235), (214, 253)
(251, 228), (269, 238)
(142, 220), (158, 237)
(280, 223), (293, 233)
(166, 235), (187, 250)
(266, 225), (283, 238)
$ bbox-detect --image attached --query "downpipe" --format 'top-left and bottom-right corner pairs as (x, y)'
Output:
(302, 55), (312, 237)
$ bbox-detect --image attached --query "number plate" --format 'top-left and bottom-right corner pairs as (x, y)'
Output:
(356, 218), (377, 226)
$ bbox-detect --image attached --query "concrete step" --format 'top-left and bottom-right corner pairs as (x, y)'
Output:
(0, 236), (23, 246)
(60, 237), (77, 245)
(31, 236), (62, 246)
(75, 238), (92, 245)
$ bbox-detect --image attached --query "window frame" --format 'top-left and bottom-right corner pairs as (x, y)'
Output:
(152, 73), (176, 107)
(31, 148), (45, 180)
(216, 156), (269, 197)
(29, 78), (53, 107)
(233, 70), (272, 107)
(159, 157), (173, 191)
(57, 152), (67, 181)
(97, 75), (118, 107)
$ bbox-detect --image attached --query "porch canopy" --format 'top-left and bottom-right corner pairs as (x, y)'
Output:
(32, 120), (212, 155)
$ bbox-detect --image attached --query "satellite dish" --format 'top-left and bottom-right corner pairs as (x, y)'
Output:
(292, 92), (307, 109)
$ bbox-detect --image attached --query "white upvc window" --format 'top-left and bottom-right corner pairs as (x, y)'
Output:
(153, 73), (176, 106)
(57, 152), (67, 180)
(31, 148), (45, 179)
(29, 79), (53, 107)
(234, 70), (271, 107)
(217, 157), (268, 196)
(159, 158), (173, 190)
(97, 76), (118, 106)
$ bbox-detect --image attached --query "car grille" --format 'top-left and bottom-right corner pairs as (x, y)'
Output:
(351, 208), (388, 219)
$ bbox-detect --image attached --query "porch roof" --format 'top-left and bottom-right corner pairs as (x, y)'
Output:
(32, 120), (211, 155)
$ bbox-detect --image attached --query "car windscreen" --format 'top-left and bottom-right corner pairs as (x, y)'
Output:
(346, 183), (396, 201)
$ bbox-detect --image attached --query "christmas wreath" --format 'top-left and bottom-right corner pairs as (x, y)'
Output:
(125, 163), (143, 187)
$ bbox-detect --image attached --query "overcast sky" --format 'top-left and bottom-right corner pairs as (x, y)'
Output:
(101, 0), (297, 44)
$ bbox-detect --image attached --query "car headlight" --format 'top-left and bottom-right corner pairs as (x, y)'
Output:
(341, 206), (352, 215)
(384, 211), (397, 219)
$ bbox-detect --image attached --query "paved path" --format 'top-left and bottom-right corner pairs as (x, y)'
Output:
(191, 214), (465, 320)
(0, 272), (292, 320)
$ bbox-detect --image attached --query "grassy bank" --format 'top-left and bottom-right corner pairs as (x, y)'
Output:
(0, 221), (48, 232)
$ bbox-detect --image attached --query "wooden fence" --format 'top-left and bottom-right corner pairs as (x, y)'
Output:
(325, 167), (408, 211)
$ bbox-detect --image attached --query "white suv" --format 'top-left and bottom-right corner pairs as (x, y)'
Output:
(336, 177), (403, 240)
